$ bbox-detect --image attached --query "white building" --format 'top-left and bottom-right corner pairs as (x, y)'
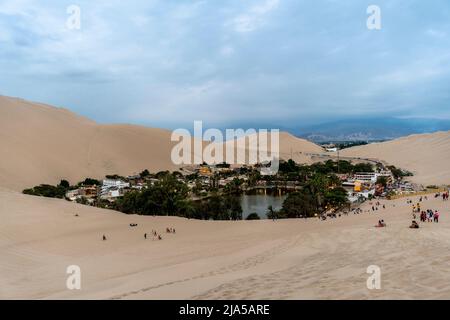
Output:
(65, 189), (80, 201)
(354, 171), (392, 184)
(101, 179), (130, 198)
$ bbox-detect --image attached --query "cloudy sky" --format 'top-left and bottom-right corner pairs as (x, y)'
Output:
(1, 0), (450, 129)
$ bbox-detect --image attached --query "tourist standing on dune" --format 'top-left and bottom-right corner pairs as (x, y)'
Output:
(434, 211), (440, 223)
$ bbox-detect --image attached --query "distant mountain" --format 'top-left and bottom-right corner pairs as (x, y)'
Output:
(294, 117), (450, 142)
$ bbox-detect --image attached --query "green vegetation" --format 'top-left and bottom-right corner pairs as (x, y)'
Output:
(246, 213), (261, 220)
(114, 173), (243, 220)
(105, 174), (126, 180)
(139, 169), (150, 178)
(278, 173), (350, 218)
(190, 194), (243, 220)
(22, 179), (71, 198)
(319, 141), (372, 150)
(22, 158), (410, 221)
(22, 178), (98, 199)
(115, 174), (189, 216)
(387, 165), (413, 179)
(281, 191), (316, 218)
(58, 179), (70, 189)
(278, 159), (374, 176)
(78, 178), (101, 186)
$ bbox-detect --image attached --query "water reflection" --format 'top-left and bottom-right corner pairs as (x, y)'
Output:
(240, 192), (287, 219)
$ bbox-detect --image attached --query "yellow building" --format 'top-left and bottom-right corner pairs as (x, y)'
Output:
(199, 166), (212, 176)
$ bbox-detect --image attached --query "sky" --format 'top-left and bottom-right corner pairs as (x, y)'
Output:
(1, 0), (450, 130)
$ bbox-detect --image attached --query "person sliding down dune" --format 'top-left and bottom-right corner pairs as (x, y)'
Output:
(375, 220), (386, 228)
(409, 221), (420, 229)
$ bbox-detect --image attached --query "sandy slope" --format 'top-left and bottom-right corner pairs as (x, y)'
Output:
(342, 131), (450, 186)
(0, 96), (323, 191)
(1, 190), (450, 299)
(0, 95), (182, 191)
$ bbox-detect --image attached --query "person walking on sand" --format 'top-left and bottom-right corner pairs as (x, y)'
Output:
(144, 233), (147, 240)
(423, 211), (427, 222)
(428, 210), (434, 222)
(103, 234), (107, 241)
(434, 211), (440, 223)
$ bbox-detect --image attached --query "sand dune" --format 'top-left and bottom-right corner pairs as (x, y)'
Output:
(0, 96), (323, 191)
(1, 189), (450, 299)
(342, 131), (450, 186)
(0, 95), (183, 191)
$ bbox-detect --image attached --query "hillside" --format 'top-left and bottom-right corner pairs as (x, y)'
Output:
(342, 131), (450, 186)
(0, 96), (179, 191)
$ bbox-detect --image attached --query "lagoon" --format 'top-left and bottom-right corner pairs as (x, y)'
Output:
(240, 194), (287, 219)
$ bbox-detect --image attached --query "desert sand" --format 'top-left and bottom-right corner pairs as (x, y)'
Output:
(0, 95), (180, 192)
(1, 189), (449, 300)
(342, 131), (450, 186)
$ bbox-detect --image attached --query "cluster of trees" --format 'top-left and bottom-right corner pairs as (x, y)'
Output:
(114, 173), (243, 220)
(274, 173), (349, 218)
(246, 213), (261, 220)
(279, 159), (374, 176)
(386, 165), (413, 179)
(115, 173), (189, 216)
(23, 180), (70, 198)
(321, 141), (370, 150)
(22, 178), (100, 199)
(274, 159), (374, 186)
(190, 194), (243, 220)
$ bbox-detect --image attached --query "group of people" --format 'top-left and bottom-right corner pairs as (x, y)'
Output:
(409, 198), (441, 223)
(371, 203), (386, 212)
(411, 202), (422, 213)
(166, 227), (176, 234)
(407, 194), (445, 229)
(439, 191), (449, 201)
(145, 230), (163, 240)
(103, 225), (177, 242)
(419, 209), (440, 223)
